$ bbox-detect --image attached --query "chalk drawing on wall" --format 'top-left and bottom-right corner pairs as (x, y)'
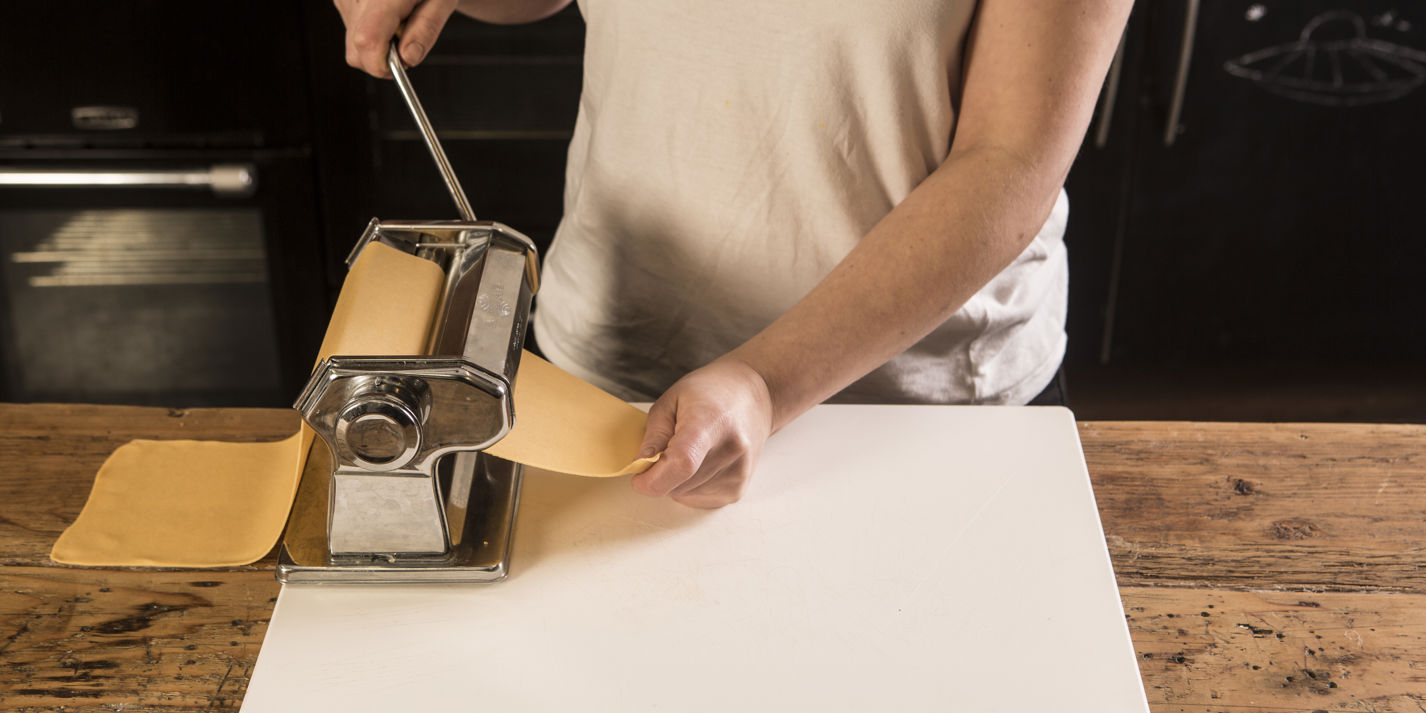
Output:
(1224, 10), (1426, 106)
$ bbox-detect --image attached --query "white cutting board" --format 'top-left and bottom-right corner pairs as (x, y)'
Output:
(241, 405), (1148, 712)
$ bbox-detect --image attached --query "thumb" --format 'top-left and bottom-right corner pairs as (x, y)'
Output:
(638, 397), (677, 460)
(400, 0), (458, 67)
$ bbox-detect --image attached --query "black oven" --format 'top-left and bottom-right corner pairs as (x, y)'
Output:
(0, 1), (328, 407)
(0, 151), (325, 406)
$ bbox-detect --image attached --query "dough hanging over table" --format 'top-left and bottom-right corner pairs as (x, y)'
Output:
(52, 242), (655, 568)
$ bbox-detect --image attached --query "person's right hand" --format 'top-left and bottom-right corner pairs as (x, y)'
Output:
(334, 0), (459, 78)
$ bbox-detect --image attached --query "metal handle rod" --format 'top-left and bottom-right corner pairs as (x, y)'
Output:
(0, 165), (256, 197)
(387, 41), (477, 222)
(1163, 0), (1200, 146)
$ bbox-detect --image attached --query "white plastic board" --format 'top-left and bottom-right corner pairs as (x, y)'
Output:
(241, 405), (1149, 712)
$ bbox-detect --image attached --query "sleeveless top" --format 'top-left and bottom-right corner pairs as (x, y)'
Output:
(533, 0), (1069, 404)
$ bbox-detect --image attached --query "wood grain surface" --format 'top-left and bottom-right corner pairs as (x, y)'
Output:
(1082, 421), (1426, 594)
(1123, 588), (1426, 712)
(2, 404), (1424, 712)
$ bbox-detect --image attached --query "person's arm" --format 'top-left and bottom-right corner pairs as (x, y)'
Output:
(631, 0), (1134, 508)
(336, 0), (573, 78)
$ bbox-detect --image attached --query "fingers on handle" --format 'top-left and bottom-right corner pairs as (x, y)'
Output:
(343, 0), (417, 77)
(400, 0), (459, 67)
(348, 14), (398, 77)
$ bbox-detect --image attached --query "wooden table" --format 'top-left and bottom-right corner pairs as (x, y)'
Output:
(2, 404), (1423, 711)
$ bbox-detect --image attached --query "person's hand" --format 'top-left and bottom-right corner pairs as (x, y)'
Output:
(334, 0), (459, 78)
(631, 357), (774, 509)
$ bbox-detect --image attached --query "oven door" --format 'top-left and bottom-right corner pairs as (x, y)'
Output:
(0, 149), (326, 407)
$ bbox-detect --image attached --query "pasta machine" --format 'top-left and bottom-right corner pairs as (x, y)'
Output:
(276, 40), (537, 583)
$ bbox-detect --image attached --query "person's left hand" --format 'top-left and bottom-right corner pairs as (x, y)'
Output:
(631, 356), (774, 508)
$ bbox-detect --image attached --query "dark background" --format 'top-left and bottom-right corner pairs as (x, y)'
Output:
(1, 0), (1421, 421)
(1064, 0), (1426, 420)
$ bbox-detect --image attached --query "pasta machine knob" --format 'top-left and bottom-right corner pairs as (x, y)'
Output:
(335, 390), (423, 472)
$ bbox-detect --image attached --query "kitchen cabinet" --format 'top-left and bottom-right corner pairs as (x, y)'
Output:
(1065, 0), (1426, 371)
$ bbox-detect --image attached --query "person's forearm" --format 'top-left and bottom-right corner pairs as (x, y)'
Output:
(456, 0), (572, 24)
(727, 0), (1129, 431)
(632, 0), (1129, 508)
(728, 144), (1068, 431)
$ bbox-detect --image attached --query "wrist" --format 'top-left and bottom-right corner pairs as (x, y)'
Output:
(719, 347), (811, 435)
(710, 352), (776, 434)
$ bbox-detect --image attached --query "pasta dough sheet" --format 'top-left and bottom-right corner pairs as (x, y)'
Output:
(492, 352), (658, 477)
(50, 436), (304, 567)
(52, 242), (654, 567)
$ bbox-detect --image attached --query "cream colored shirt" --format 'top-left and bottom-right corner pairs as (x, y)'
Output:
(534, 0), (1069, 404)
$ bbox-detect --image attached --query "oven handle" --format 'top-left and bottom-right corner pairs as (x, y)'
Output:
(0, 164), (256, 198)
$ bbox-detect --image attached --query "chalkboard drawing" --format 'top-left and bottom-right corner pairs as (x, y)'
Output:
(1224, 10), (1426, 106)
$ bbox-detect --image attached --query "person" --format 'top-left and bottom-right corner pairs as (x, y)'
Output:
(336, 0), (1133, 509)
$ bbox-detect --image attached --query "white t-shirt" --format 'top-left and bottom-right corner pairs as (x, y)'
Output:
(534, 0), (1069, 404)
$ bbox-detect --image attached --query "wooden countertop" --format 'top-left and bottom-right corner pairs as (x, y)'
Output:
(2, 404), (1424, 711)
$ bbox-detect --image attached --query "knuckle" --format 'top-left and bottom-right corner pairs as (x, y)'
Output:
(727, 430), (754, 453)
(631, 469), (670, 495)
(630, 476), (661, 497)
(664, 451), (699, 478)
(350, 28), (381, 50)
(633, 458), (695, 497)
